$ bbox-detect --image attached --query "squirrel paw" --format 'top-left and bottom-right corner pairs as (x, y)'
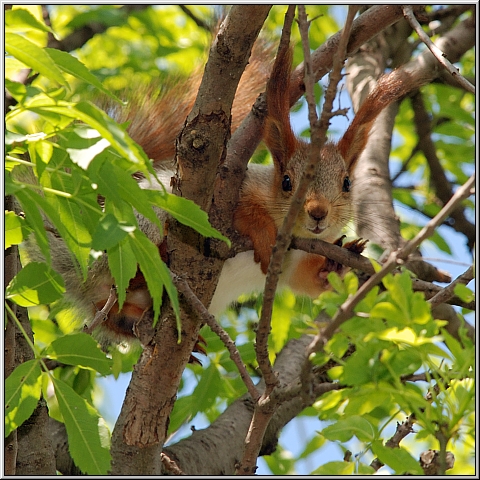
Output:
(341, 237), (368, 255)
(320, 236), (368, 279)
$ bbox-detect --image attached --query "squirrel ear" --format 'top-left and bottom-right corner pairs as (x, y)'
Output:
(264, 117), (297, 171)
(264, 46), (297, 172)
(337, 119), (374, 172)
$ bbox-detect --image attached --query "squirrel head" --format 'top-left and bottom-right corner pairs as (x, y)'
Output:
(268, 136), (355, 243)
(261, 43), (405, 244)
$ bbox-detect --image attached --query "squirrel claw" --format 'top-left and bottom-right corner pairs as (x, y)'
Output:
(343, 238), (368, 254)
(188, 334), (208, 365)
(321, 237), (368, 277)
(333, 235), (347, 246)
(188, 354), (203, 366)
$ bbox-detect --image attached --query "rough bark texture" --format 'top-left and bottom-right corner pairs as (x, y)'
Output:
(5, 194), (56, 475)
(163, 336), (314, 475)
(347, 10), (475, 257)
(10, 299), (56, 475)
(8, 5), (475, 476)
(109, 6), (271, 475)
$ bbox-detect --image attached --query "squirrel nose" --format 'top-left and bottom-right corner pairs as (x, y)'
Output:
(308, 205), (328, 223)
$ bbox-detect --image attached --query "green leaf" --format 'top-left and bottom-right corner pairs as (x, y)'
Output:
(149, 190), (230, 245)
(327, 271), (345, 293)
(298, 434), (326, 460)
(428, 229), (452, 255)
(5, 210), (29, 249)
(190, 364), (223, 416)
(344, 386), (393, 416)
(321, 415), (376, 443)
(15, 185), (91, 277)
(95, 162), (161, 227)
(312, 461), (355, 475)
(45, 48), (123, 102)
(11, 186), (51, 263)
(25, 101), (150, 170)
(45, 333), (113, 375)
(5, 359), (42, 436)
(5, 8), (54, 34)
(271, 291), (296, 353)
(91, 214), (133, 251)
(441, 328), (474, 373)
(52, 377), (111, 475)
(219, 342), (256, 373)
(454, 283), (475, 303)
(5, 262), (65, 307)
(370, 302), (405, 324)
(72, 102), (150, 169)
(5, 33), (67, 87)
(107, 237), (138, 309)
(128, 229), (180, 328)
(67, 137), (111, 170)
(167, 395), (194, 435)
(371, 440), (423, 475)
(43, 173), (93, 278)
(341, 343), (389, 385)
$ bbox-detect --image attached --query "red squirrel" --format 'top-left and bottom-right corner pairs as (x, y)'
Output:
(18, 37), (423, 346)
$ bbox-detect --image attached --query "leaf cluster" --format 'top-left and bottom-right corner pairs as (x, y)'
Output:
(4, 5), (475, 476)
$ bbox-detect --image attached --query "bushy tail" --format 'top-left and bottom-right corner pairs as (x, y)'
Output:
(111, 40), (272, 164)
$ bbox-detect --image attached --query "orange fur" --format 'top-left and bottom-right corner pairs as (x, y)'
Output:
(35, 36), (428, 347)
(264, 47), (297, 169)
(234, 198), (278, 274)
(288, 252), (331, 297)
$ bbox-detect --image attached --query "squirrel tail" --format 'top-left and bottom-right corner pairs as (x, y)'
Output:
(109, 40), (272, 165)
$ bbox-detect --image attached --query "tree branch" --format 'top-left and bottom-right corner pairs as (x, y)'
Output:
(221, 5), (412, 224)
(238, 7), (297, 475)
(409, 91), (476, 249)
(428, 266), (474, 308)
(172, 273), (260, 402)
(307, 173), (475, 354)
(239, 6), (358, 474)
(110, 6), (271, 474)
(403, 6), (475, 94)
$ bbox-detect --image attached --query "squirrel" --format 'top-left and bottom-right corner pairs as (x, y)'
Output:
(16, 36), (424, 349)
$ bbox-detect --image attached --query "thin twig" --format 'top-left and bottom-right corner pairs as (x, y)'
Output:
(428, 265), (474, 308)
(160, 452), (187, 475)
(255, 5), (297, 392)
(403, 6), (475, 94)
(171, 274), (260, 402)
(237, 7), (297, 476)
(178, 5), (212, 32)
(371, 375), (456, 472)
(307, 173), (475, 355)
(84, 286), (117, 334)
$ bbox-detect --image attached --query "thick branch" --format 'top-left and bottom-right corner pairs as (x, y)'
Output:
(410, 91), (476, 250)
(164, 336), (321, 475)
(110, 6), (271, 475)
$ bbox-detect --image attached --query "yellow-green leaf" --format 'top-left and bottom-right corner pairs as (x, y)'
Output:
(5, 359), (42, 436)
(5, 33), (67, 87)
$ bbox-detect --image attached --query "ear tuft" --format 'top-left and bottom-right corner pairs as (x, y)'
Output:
(263, 46), (297, 171)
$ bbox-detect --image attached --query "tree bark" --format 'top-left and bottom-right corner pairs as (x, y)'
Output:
(163, 336), (319, 475)
(110, 6), (271, 475)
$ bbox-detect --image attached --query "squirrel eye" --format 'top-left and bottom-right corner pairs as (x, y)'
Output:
(282, 175), (292, 192)
(342, 176), (351, 193)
